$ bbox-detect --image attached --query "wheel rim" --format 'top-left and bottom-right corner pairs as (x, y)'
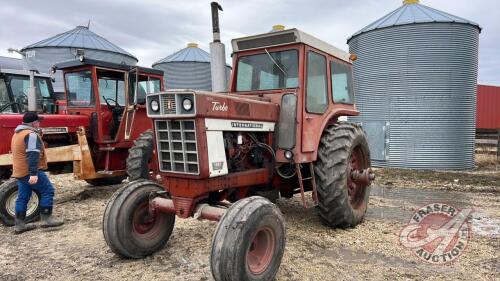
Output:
(6, 191), (39, 217)
(132, 202), (163, 239)
(347, 146), (368, 209)
(246, 226), (276, 275)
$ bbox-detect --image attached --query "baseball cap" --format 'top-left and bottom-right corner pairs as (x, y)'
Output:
(23, 112), (44, 123)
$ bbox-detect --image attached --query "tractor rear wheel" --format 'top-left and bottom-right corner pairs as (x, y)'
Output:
(0, 178), (40, 226)
(211, 196), (285, 281)
(85, 176), (126, 186)
(103, 180), (175, 258)
(127, 130), (154, 181)
(314, 122), (371, 228)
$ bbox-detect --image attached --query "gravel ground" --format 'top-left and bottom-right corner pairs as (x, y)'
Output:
(0, 166), (498, 281)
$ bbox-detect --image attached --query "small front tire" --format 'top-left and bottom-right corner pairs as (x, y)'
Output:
(0, 178), (40, 226)
(103, 180), (175, 258)
(211, 196), (285, 281)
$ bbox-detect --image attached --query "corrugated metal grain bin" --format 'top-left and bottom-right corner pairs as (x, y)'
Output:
(153, 43), (231, 91)
(477, 85), (500, 130)
(348, 0), (481, 170)
(20, 26), (138, 93)
(0, 56), (26, 70)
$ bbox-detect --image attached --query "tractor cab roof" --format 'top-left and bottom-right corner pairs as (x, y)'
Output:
(231, 28), (352, 63)
(0, 68), (51, 78)
(52, 58), (164, 76)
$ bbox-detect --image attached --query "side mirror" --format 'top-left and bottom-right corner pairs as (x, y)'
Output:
(277, 93), (297, 149)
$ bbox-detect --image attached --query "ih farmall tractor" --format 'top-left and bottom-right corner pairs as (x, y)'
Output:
(103, 5), (374, 281)
(0, 58), (164, 225)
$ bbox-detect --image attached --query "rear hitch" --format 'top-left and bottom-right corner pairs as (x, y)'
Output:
(351, 168), (375, 185)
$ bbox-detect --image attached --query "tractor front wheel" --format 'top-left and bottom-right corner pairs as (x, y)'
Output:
(0, 178), (40, 226)
(103, 180), (175, 258)
(210, 196), (285, 281)
(314, 122), (371, 228)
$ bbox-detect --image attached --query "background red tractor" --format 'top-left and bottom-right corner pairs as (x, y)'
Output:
(0, 58), (164, 225)
(103, 5), (374, 280)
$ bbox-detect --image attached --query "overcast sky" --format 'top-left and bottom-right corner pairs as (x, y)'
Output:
(1, 0), (498, 85)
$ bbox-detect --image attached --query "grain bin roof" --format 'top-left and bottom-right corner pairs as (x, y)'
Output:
(20, 25), (137, 61)
(0, 56), (26, 70)
(348, 0), (481, 42)
(153, 43), (211, 65)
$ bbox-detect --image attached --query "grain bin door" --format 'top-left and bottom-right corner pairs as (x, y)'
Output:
(361, 121), (388, 161)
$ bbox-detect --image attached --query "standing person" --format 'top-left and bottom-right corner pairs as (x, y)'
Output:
(11, 112), (63, 234)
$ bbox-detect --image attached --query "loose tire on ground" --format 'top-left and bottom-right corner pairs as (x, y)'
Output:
(127, 130), (154, 181)
(85, 176), (126, 186)
(103, 180), (175, 258)
(0, 178), (40, 226)
(314, 122), (371, 228)
(211, 196), (285, 281)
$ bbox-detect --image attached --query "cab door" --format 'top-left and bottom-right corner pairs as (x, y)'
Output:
(95, 68), (126, 142)
(301, 48), (330, 152)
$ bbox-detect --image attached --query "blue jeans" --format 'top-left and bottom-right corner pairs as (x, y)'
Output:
(15, 171), (55, 213)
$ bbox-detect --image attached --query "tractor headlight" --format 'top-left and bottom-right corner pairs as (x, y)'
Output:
(150, 99), (160, 112)
(182, 98), (193, 111)
(284, 150), (294, 160)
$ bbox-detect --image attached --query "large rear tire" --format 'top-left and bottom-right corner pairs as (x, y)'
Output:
(211, 196), (285, 281)
(103, 180), (175, 258)
(127, 130), (154, 181)
(0, 178), (40, 226)
(314, 122), (371, 228)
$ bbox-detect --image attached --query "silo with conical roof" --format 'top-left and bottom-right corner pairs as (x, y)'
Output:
(152, 43), (231, 91)
(347, 0), (481, 170)
(20, 26), (138, 93)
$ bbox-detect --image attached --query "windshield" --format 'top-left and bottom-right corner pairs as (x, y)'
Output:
(236, 49), (298, 91)
(6, 75), (53, 112)
(66, 71), (94, 107)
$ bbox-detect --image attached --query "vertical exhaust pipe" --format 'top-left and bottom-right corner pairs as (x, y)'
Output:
(209, 2), (227, 93)
(28, 69), (37, 112)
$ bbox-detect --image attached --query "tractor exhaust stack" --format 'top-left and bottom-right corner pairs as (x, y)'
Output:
(28, 69), (37, 111)
(209, 2), (227, 93)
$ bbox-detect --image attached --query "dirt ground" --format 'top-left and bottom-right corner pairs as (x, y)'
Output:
(0, 156), (498, 281)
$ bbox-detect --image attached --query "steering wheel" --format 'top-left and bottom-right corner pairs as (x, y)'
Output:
(0, 102), (20, 113)
(102, 96), (121, 109)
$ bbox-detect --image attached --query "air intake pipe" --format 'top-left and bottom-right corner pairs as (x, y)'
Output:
(209, 2), (227, 93)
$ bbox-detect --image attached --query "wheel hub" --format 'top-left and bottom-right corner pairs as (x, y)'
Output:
(246, 226), (276, 275)
(6, 191), (39, 217)
(347, 146), (370, 208)
(132, 202), (158, 235)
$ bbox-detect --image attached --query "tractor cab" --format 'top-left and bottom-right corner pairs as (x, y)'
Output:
(229, 28), (359, 162)
(0, 69), (57, 114)
(54, 58), (164, 144)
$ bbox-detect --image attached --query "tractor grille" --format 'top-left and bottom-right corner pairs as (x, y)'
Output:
(155, 120), (199, 174)
(161, 94), (176, 114)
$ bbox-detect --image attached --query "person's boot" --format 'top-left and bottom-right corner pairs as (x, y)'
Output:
(40, 207), (64, 228)
(14, 211), (37, 234)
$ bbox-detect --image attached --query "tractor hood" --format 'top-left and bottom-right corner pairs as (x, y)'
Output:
(0, 113), (89, 134)
(147, 90), (279, 122)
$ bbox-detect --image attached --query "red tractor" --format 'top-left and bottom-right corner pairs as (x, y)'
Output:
(103, 25), (374, 281)
(0, 58), (164, 225)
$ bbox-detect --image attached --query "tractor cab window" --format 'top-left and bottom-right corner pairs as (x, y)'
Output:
(8, 75), (52, 111)
(331, 61), (354, 104)
(97, 69), (125, 106)
(0, 79), (12, 113)
(236, 49), (298, 91)
(129, 74), (161, 104)
(66, 71), (94, 107)
(306, 51), (328, 113)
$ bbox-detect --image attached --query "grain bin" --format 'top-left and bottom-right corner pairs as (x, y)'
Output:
(348, 0), (481, 170)
(152, 43), (231, 91)
(20, 26), (138, 93)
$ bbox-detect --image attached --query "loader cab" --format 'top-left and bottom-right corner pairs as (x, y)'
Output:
(54, 58), (164, 144)
(0, 69), (56, 114)
(230, 28), (359, 162)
